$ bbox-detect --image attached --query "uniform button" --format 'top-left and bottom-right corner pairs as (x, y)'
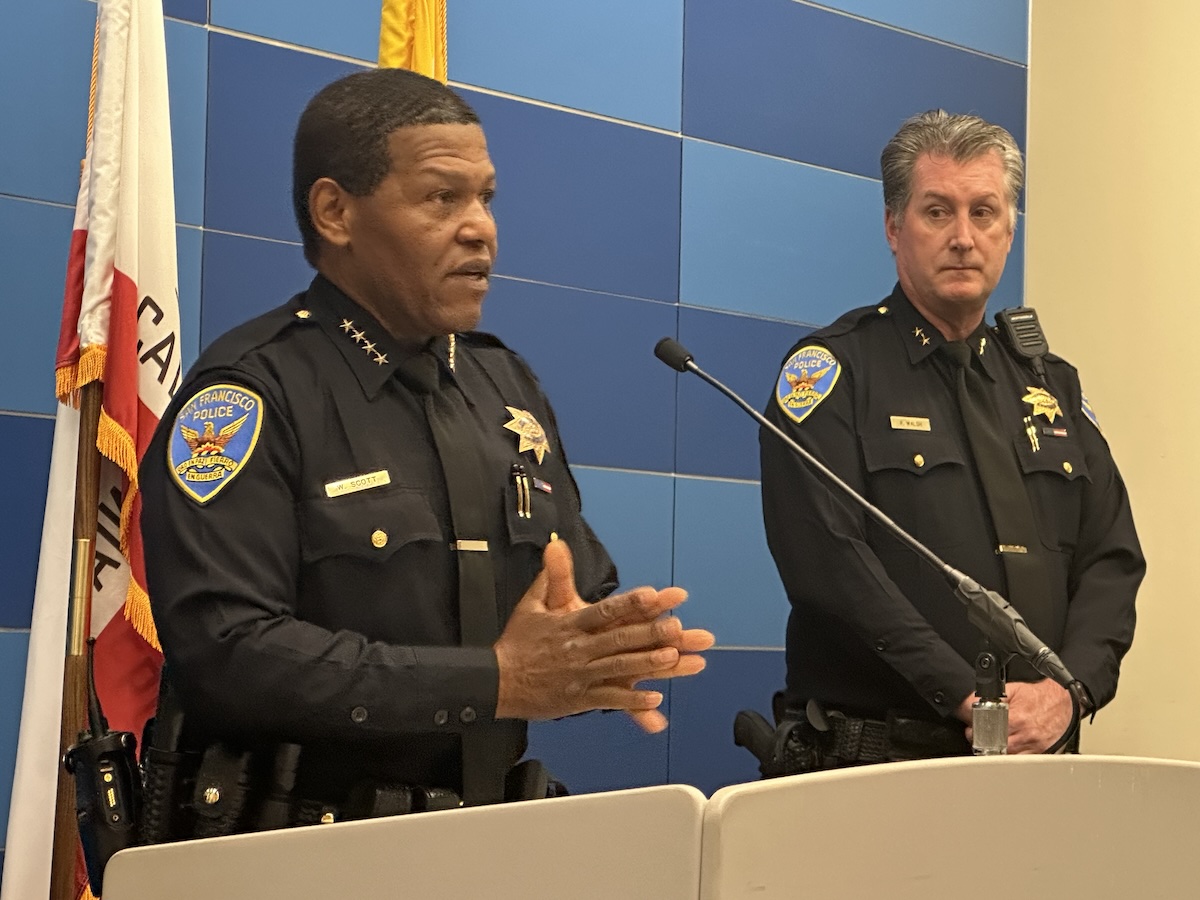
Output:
(878, 306), (889, 315)
(294, 309), (312, 319)
(933, 691), (946, 705)
(433, 709), (449, 726)
(1062, 461), (1073, 474)
(459, 707), (477, 724)
(874, 639), (887, 652)
(913, 454), (925, 468)
(371, 529), (388, 548)
(350, 706), (368, 724)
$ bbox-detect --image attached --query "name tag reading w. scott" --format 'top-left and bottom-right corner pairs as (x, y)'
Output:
(890, 416), (931, 432)
(324, 469), (391, 498)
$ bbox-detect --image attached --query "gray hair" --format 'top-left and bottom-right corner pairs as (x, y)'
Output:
(881, 110), (1024, 229)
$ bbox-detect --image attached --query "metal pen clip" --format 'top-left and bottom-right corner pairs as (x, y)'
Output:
(512, 464), (531, 519)
(1023, 415), (1040, 452)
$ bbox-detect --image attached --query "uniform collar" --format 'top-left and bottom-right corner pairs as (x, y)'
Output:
(297, 275), (455, 398)
(886, 283), (1001, 380)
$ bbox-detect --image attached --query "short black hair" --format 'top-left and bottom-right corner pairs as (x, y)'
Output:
(292, 68), (481, 265)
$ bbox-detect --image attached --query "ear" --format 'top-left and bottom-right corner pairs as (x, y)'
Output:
(308, 177), (353, 252)
(884, 207), (901, 254)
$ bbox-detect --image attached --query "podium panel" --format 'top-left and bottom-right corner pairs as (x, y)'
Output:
(104, 783), (705, 900)
(701, 755), (1200, 899)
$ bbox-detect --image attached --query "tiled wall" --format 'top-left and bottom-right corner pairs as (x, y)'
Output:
(0, 0), (1028, 859)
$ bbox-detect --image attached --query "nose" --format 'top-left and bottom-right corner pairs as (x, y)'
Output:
(458, 198), (497, 249)
(948, 211), (974, 252)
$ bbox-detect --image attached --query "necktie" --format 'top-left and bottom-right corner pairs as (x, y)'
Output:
(397, 351), (508, 805)
(939, 340), (1053, 679)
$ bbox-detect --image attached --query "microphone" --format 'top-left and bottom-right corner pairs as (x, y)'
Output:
(652, 336), (1075, 689)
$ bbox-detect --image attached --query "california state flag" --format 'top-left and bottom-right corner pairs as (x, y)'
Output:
(1, 1), (178, 898)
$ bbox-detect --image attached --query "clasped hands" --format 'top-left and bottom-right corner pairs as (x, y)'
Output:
(494, 539), (714, 733)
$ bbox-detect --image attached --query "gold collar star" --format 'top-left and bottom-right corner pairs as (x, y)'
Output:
(362, 341), (377, 354)
(1022, 386), (1063, 423)
(373, 352), (388, 366)
(503, 406), (550, 464)
(340, 319), (355, 333)
(921, 335), (930, 346)
(351, 329), (366, 343)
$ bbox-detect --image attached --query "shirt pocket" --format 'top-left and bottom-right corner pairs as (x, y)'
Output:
(1013, 434), (1091, 552)
(300, 486), (444, 563)
(861, 431), (971, 549)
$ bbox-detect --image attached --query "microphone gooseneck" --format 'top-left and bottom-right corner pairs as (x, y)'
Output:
(653, 337), (1077, 691)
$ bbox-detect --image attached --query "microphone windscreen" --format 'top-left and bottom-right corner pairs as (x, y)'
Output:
(654, 337), (693, 372)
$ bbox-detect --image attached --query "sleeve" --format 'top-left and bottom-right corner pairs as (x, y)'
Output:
(140, 369), (500, 745)
(1056, 380), (1145, 709)
(760, 352), (976, 715)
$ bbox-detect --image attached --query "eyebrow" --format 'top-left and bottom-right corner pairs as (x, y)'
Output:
(415, 164), (496, 182)
(919, 189), (1001, 205)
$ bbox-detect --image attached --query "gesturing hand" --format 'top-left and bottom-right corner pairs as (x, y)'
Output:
(494, 540), (713, 732)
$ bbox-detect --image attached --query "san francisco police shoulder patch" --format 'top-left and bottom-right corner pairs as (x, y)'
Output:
(168, 383), (264, 503)
(775, 345), (842, 424)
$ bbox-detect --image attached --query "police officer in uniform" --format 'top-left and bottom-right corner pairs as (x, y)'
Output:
(760, 110), (1143, 762)
(138, 68), (713, 833)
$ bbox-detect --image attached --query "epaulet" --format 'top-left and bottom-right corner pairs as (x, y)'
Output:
(192, 295), (315, 371)
(811, 303), (890, 340)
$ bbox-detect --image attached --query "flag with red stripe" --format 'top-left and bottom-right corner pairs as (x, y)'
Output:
(1, 1), (178, 897)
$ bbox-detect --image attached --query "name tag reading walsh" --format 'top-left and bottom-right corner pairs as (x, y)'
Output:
(325, 470), (392, 498)
(890, 416), (931, 432)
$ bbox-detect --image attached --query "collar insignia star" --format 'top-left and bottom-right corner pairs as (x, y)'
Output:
(503, 406), (550, 464)
(1022, 386), (1063, 423)
(362, 341), (377, 354)
(921, 335), (930, 346)
(373, 352), (388, 365)
(913, 327), (924, 338)
(340, 319), (355, 333)
(351, 329), (366, 343)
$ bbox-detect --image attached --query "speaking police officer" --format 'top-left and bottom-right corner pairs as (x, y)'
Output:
(139, 68), (712, 832)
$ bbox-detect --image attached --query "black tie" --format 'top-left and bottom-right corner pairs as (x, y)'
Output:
(398, 350), (507, 805)
(940, 340), (1054, 679)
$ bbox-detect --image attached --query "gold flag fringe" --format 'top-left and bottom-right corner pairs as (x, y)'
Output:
(124, 575), (161, 652)
(82, 883), (98, 900)
(55, 345), (108, 407)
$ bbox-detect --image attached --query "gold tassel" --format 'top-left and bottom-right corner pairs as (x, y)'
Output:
(124, 576), (161, 652)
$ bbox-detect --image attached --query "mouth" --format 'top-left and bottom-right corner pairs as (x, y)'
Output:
(449, 260), (492, 284)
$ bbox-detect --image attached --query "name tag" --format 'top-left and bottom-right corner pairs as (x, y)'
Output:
(324, 469), (391, 498)
(890, 416), (931, 432)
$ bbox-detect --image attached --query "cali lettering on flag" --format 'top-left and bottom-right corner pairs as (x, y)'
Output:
(0, 1), (179, 898)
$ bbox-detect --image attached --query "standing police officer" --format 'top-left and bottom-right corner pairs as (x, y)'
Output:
(760, 110), (1143, 762)
(138, 68), (712, 832)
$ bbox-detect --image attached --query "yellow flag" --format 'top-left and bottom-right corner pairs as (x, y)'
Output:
(379, 0), (447, 82)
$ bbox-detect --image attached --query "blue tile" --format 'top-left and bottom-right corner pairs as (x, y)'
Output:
(680, 139), (895, 324)
(675, 308), (811, 480)
(526, 707), (670, 794)
(211, 0), (380, 61)
(165, 0), (207, 24)
(204, 33), (365, 242)
(572, 469), (675, 591)
(165, 19), (208, 226)
(0, 416), (53, 629)
(177, 225), (203, 371)
(478, 278), (678, 473)
(449, 0), (684, 130)
(0, 633), (31, 848)
(824, 0), (1029, 64)
(200, 232), (312, 350)
(0, 197), (76, 416)
(668, 648), (785, 795)
(682, 0), (1026, 179)
(0, 0), (95, 205)
(465, 90), (682, 303)
(673, 477), (787, 647)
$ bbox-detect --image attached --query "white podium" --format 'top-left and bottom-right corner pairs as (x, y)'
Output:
(103, 783), (706, 900)
(699, 755), (1200, 899)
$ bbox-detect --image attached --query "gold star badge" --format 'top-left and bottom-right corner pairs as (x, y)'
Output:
(503, 406), (550, 464)
(1022, 386), (1063, 423)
